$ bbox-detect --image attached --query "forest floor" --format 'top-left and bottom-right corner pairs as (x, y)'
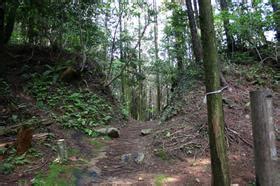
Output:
(0, 47), (279, 185)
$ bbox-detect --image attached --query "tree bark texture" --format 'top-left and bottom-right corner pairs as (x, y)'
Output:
(185, 0), (203, 64)
(153, 0), (161, 114)
(250, 90), (279, 186)
(198, 0), (231, 185)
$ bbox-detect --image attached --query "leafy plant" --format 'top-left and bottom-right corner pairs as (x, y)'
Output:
(27, 72), (113, 137)
(0, 148), (31, 175)
(154, 148), (170, 161)
(0, 79), (10, 97)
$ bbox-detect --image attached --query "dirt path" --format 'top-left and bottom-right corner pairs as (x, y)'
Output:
(78, 120), (212, 186)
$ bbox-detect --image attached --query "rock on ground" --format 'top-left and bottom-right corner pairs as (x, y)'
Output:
(141, 128), (152, 136)
(96, 127), (120, 138)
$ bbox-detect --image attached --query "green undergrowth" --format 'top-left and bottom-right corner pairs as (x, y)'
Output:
(160, 65), (201, 122)
(242, 64), (279, 86)
(0, 78), (11, 97)
(0, 147), (42, 175)
(33, 163), (75, 186)
(154, 148), (170, 161)
(26, 72), (113, 137)
(154, 174), (167, 186)
(90, 139), (105, 151)
(224, 62), (280, 87)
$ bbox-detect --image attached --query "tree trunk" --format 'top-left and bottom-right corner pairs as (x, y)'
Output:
(104, 2), (109, 62)
(138, 11), (143, 120)
(171, 1), (185, 72)
(220, 0), (235, 53)
(119, 0), (123, 61)
(148, 87), (152, 120)
(0, 0), (4, 47)
(185, 0), (203, 64)
(198, 0), (230, 185)
(271, 0), (280, 42)
(119, 0), (125, 105)
(192, 0), (199, 28)
(153, 0), (161, 114)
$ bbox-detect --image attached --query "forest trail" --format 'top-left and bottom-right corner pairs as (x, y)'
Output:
(76, 120), (211, 186)
(0, 47), (278, 185)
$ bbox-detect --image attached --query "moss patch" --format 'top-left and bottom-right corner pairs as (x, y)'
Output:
(33, 163), (75, 186)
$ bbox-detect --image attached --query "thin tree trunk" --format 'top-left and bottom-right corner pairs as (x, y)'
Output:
(119, 0), (123, 61)
(192, 0), (199, 28)
(119, 0), (125, 104)
(198, 0), (230, 185)
(171, 1), (184, 72)
(185, 0), (203, 64)
(4, 1), (18, 44)
(220, 0), (235, 53)
(170, 1), (185, 92)
(271, 0), (280, 42)
(138, 11), (143, 120)
(104, 1), (109, 62)
(0, 0), (18, 46)
(0, 0), (4, 47)
(153, 0), (161, 114)
(148, 87), (152, 120)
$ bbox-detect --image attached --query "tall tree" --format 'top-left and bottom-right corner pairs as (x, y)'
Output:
(171, 1), (186, 73)
(198, 0), (230, 185)
(119, 0), (126, 105)
(185, 0), (203, 64)
(153, 0), (161, 114)
(271, 0), (280, 42)
(220, 0), (235, 52)
(0, 0), (19, 47)
(137, 4), (144, 121)
(0, 0), (4, 47)
(192, 0), (199, 27)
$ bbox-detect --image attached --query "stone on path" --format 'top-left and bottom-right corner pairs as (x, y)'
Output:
(133, 152), (145, 164)
(121, 153), (132, 163)
(121, 152), (145, 164)
(141, 128), (152, 136)
(96, 127), (120, 138)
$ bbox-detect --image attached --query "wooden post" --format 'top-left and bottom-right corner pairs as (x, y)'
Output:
(250, 90), (279, 186)
(56, 139), (68, 163)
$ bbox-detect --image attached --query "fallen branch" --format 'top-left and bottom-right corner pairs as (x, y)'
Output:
(226, 127), (253, 148)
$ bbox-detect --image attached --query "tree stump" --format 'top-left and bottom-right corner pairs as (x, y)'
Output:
(16, 127), (33, 155)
